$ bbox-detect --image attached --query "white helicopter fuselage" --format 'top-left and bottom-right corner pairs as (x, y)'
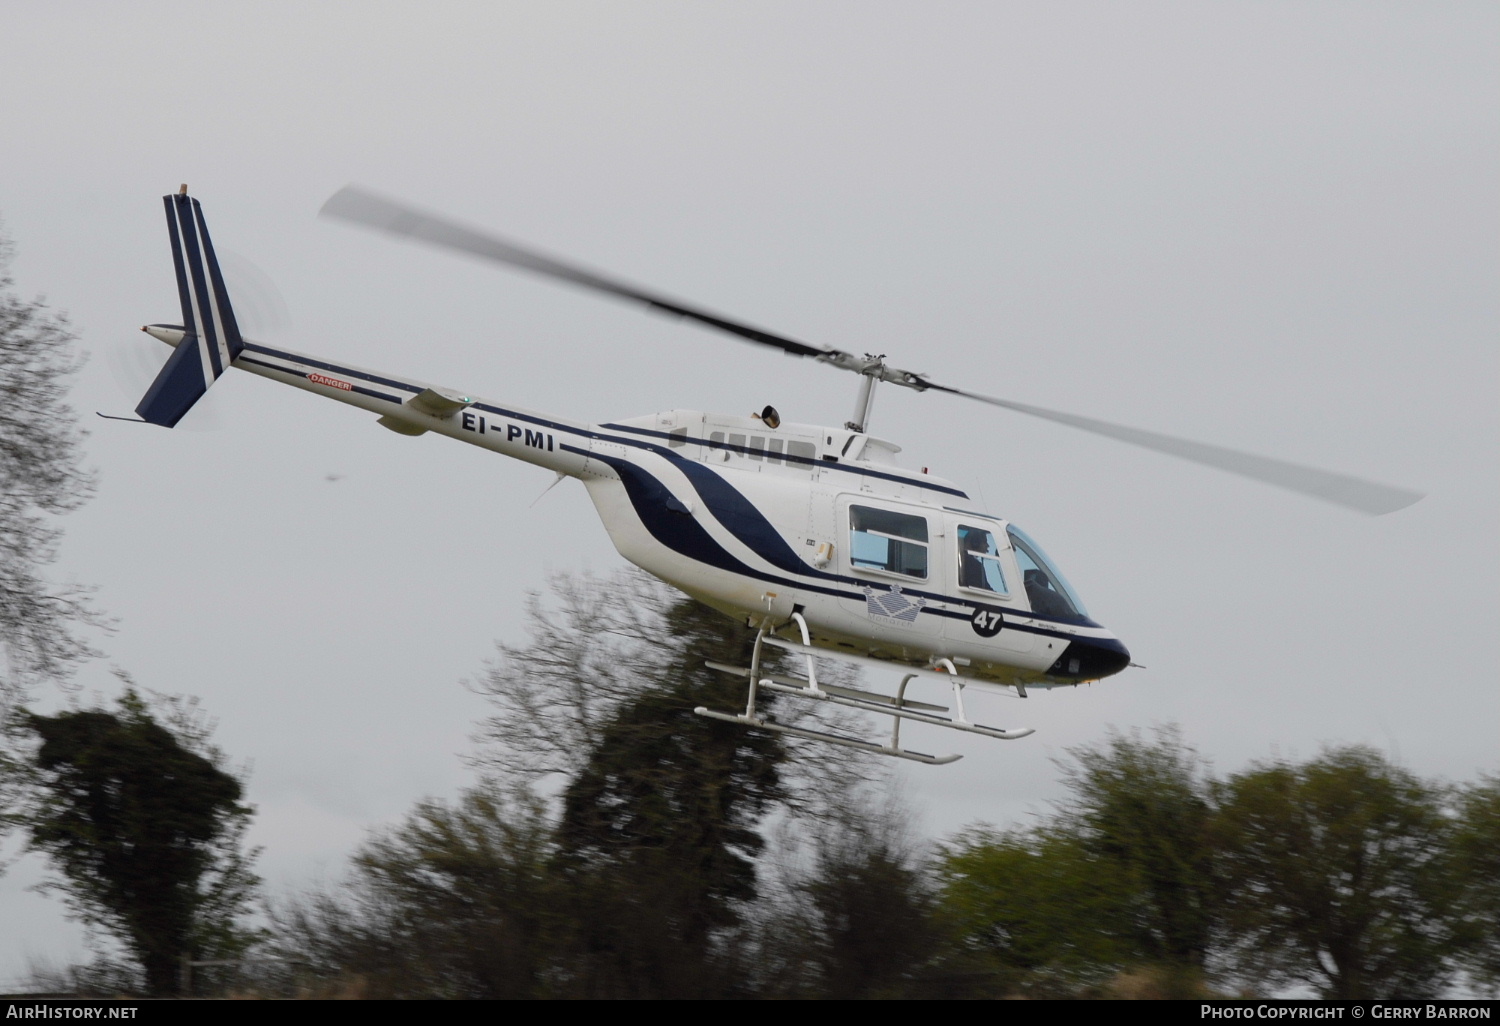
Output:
(146, 326), (1130, 692)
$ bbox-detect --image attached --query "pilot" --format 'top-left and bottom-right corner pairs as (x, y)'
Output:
(1024, 568), (1073, 618)
(960, 529), (993, 591)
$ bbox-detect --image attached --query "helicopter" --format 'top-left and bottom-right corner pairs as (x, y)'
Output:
(117, 187), (1423, 764)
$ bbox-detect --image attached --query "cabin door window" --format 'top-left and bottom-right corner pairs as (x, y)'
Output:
(956, 524), (1010, 595)
(848, 505), (929, 580)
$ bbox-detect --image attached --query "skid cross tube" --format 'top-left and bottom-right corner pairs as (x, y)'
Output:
(696, 622), (1035, 763)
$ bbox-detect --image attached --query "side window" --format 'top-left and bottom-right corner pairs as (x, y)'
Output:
(957, 525), (1009, 595)
(668, 428), (687, 448)
(849, 505), (928, 579)
(785, 440), (816, 470)
(704, 433), (815, 469)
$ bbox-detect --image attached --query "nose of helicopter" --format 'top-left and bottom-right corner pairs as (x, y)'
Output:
(1046, 635), (1131, 681)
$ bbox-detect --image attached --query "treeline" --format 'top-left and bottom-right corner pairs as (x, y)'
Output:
(9, 572), (1500, 998)
(252, 572), (1495, 1000)
(941, 733), (1498, 999)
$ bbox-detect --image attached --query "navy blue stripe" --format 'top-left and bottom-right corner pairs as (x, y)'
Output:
(187, 202), (223, 377)
(601, 421), (970, 499)
(669, 457), (842, 581)
(241, 343), (423, 395)
(164, 197), (196, 338)
(238, 356), (406, 404)
(920, 604), (1080, 638)
(192, 198), (243, 361)
(472, 401), (583, 434)
(173, 196), (223, 379)
(943, 506), (1004, 522)
(561, 444), (863, 601)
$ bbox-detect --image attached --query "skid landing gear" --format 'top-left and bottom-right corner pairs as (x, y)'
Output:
(694, 613), (1034, 765)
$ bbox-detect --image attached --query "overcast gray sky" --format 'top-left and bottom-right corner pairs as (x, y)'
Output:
(2, 1), (1495, 981)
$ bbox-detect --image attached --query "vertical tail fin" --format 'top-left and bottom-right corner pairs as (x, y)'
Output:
(136, 189), (245, 427)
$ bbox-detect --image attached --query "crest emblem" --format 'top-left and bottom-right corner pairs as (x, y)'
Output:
(862, 584), (927, 626)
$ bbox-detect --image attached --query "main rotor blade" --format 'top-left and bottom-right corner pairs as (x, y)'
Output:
(320, 185), (833, 360)
(924, 383), (1423, 515)
(320, 187), (1420, 516)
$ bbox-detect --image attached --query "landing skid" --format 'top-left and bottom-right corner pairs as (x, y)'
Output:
(693, 613), (1034, 765)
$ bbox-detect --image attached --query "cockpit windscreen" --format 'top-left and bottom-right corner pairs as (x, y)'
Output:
(1006, 524), (1089, 621)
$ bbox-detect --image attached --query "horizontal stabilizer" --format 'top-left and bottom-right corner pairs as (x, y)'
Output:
(407, 386), (475, 417)
(376, 414), (429, 436)
(135, 336), (220, 428)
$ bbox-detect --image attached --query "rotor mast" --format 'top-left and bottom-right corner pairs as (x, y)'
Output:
(846, 355), (885, 433)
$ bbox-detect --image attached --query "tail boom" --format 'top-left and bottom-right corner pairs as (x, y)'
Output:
(228, 336), (592, 478)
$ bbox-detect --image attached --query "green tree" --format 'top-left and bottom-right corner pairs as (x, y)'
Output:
(936, 825), (1140, 996)
(22, 688), (260, 996)
(1212, 746), (1460, 999)
(1058, 726), (1218, 979)
(1453, 775), (1500, 994)
(931, 727), (1219, 996)
(0, 230), (99, 710)
(545, 597), (789, 997)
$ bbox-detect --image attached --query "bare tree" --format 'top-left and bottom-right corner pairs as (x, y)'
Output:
(270, 782), (552, 999)
(0, 229), (100, 712)
(467, 569), (895, 997)
(466, 566), (878, 817)
(466, 568), (682, 786)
